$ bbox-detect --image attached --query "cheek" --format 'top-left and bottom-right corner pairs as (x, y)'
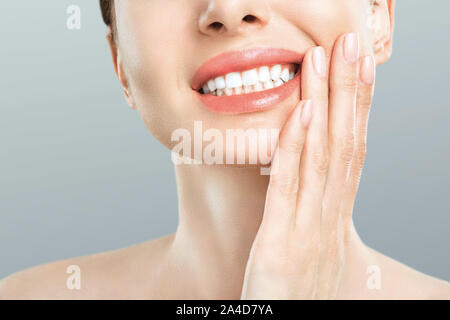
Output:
(278, 0), (369, 54)
(120, 6), (183, 98)
(117, 2), (197, 147)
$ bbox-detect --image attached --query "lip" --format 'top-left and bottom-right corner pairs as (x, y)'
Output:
(192, 47), (304, 114)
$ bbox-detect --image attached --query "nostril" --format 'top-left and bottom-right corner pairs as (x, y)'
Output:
(208, 21), (223, 31)
(243, 15), (258, 23)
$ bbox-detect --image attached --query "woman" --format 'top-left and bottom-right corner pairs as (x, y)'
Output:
(1, 0), (449, 299)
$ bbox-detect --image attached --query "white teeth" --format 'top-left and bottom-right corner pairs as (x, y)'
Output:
(270, 64), (282, 81)
(281, 68), (290, 82)
(215, 76), (226, 90)
(207, 79), (216, 91)
(274, 79), (284, 87)
(242, 68), (259, 86)
(225, 72), (242, 88)
(202, 64), (296, 96)
(258, 66), (271, 83)
(264, 81), (274, 90)
(254, 82), (263, 92)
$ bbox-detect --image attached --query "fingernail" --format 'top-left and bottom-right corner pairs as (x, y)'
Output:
(360, 55), (375, 85)
(312, 47), (326, 78)
(301, 100), (313, 128)
(343, 33), (359, 63)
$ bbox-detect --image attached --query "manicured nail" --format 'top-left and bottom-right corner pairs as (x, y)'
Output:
(301, 100), (313, 127)
(312, 47), (326, 78)
(343, 33), (359, 63)
(360, 55), (375, 85)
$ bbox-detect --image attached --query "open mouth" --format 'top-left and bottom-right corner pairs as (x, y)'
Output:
(192, 47), (304, 113)
(199, 63), (300, 96)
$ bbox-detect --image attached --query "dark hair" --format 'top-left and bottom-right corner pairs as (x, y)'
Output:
(100, 0), (115, 37)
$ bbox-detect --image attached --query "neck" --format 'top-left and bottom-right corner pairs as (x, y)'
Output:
(169, 163), (367, 299)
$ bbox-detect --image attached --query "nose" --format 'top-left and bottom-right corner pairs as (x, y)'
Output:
(198, 0), (270, 37)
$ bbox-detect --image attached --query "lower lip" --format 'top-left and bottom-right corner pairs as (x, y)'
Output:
(195, 73), (301, 114)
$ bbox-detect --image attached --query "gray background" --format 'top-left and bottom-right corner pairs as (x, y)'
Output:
(1, 1), (449, 281)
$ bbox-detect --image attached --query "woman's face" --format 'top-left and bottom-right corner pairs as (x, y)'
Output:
(111, 0), (392, 164)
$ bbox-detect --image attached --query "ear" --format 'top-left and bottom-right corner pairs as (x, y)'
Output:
(106, 28), (137, 110)
(368, 0), (395, 65)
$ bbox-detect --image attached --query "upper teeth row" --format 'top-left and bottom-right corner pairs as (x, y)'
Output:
(202, 64), (295, 95)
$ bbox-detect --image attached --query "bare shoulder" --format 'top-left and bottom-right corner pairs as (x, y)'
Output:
(0, 234), (174, 300)
(368, 247), (450, 300)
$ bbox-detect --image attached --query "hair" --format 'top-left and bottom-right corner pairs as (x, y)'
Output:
(100, 0), (115, 38)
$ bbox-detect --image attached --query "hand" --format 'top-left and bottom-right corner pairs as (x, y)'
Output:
(241, 33), (376, 299)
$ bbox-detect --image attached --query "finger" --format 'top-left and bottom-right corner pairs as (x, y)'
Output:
(322, 33), (359, 235)
(317, 32), (360, 298)
(295, 46), (329, 235)
(340, 55), (376, 230)
(262, 101), (311, 234)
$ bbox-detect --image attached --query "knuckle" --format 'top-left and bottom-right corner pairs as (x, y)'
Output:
(311, 146), (330, 176)
(354, 142), (367, 166)
(332, 133), (355, 165)
(271, 175), (299, 197)
(358, 91), (374, 109)
(340, 75), (358, 92)
(280, 140), (304, 155)
(349, 172), (363, 191)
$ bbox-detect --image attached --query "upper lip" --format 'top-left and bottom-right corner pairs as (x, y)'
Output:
(191, 47), (304, 91)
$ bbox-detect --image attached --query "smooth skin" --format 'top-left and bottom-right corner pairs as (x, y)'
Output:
(1, 0), (449, 299)
(243, 35), (374, 299)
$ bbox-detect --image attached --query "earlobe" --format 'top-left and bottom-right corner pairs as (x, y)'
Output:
(106, 29), (137, 110)
(369, 0), (395, 65)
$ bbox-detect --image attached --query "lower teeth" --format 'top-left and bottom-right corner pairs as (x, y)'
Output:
(201, 72), (296, 96)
